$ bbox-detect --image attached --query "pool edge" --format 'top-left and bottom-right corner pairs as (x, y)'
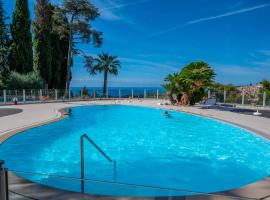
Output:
(0, 108), (68, 144)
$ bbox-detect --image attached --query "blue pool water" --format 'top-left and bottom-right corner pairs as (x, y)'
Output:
(1, 105), (270, 196)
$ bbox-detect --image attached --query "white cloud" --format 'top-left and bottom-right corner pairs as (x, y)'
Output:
(250, 50), (270, 67)
(252, 60), (270, 67)
(99, 0), (150, 11)
(94, 0), (150, 22)
(93, 0), (121, 21)
(81, 54), (181, 72)
(215, 64), (260, 76)
(100, 9), (122, 21)
(258, 50), (270, 57)
(71, 55), (181, 87)
(149, 3), (270, 37)
(213, 62), (270, 84)
(229, 1), (244, 10)
(119, 57), (180, 72)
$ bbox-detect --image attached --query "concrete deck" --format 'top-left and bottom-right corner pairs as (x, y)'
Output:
(0, 108), (22, 117)
(0, 99), (270, 199)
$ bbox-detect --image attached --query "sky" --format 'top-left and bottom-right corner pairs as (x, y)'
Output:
(2, 0), (270, 87)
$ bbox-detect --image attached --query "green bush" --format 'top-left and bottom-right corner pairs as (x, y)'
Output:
(7, 71), (43, 89)
(82, 86), (89, 96)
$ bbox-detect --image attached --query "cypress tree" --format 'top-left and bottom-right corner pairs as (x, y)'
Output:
(33, 0), (52, 88)
(51, 34), (69, 89)
(0, 0), (10, 79)
(49, 4), (69, 89)
(9, 0), (33, 73)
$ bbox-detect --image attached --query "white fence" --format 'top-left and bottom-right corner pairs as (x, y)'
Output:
(0, 88), (268, 107)
(209, 89), (269, 107)
(0, 88), (167, 105)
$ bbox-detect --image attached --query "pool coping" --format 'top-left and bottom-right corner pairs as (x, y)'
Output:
(1, 102), (270, 199)
(0, 108), (23, 117)
(0, 108), (67, 144)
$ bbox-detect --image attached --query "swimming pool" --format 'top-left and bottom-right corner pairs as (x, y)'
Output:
(1, 105), (270, 196)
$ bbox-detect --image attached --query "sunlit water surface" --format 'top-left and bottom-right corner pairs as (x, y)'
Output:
(1, 105), (270, 196)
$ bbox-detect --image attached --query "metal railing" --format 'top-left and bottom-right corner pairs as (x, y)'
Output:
(0, 160), (265, 199)
(209, 90), (269, 108)
(4, 169), (262, 200)
(80, 134), (116, 193)
(1, 88), (269, 108)
(0, 160), (9, 200)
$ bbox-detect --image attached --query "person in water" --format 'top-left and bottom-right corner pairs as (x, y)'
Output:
(67, 108), (72, 114)
(164, 111), (172, 118)
(64, 108), (72, 115)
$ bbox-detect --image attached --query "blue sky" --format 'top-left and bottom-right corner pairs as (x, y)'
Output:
(3, 0), (270, 87)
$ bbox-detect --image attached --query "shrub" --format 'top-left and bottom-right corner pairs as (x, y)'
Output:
(7, 71), (44, 89)
(81, 86), (89, 96)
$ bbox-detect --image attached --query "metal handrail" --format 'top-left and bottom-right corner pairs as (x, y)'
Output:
(80, 134), (116, 193)
(0, 160), (9, 200)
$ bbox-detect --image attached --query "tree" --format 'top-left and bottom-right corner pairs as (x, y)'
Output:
(9, 0), (33, 73)
(0, 0), (10, 79)
(211, 82), (237, 92)
(261, 80), (270, 91)
(259, 80), (270, 96)
(85, 53), (121, 97)
(54, 0), (102, 93)
(50, 30), (69, 89)
(164, 62), (215, 106)
(81, 86), (89, 96)
(163, 73), (179, 104)
(33, 0), (52, 88)
(0, 75), (4, 89)
(258, 79), (270, 105)
(210, 82), (240, 103)
(49, 5), (69, 89)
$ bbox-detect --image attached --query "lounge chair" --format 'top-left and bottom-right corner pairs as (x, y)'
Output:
(200, 98), (217, 109)
(253, 109), (262, 116)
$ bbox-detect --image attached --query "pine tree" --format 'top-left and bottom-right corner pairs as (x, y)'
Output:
(0, 0), (10, 79)
(55, 0), (102, 93)
(9, 0), (33, 73)
(33, 0), (52, 88)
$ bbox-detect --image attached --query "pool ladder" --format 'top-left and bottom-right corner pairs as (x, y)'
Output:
(80, 134), (117, 193)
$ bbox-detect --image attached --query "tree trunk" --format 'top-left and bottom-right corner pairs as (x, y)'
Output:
(103, 71), (108, 97)
(65, 29), (72, 96)
(180, 93), (190, 106)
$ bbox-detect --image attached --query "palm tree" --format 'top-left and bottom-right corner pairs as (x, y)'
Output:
(163, 73), (179, 104)
(86, 53), (121, 97)
(163, 62), (215, 106)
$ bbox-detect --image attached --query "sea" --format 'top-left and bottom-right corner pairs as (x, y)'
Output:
(70, 87), (165, 98)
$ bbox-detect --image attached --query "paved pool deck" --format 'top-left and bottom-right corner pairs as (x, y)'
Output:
(0, 99), (270, 199)
(0, 108), (23, 117)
